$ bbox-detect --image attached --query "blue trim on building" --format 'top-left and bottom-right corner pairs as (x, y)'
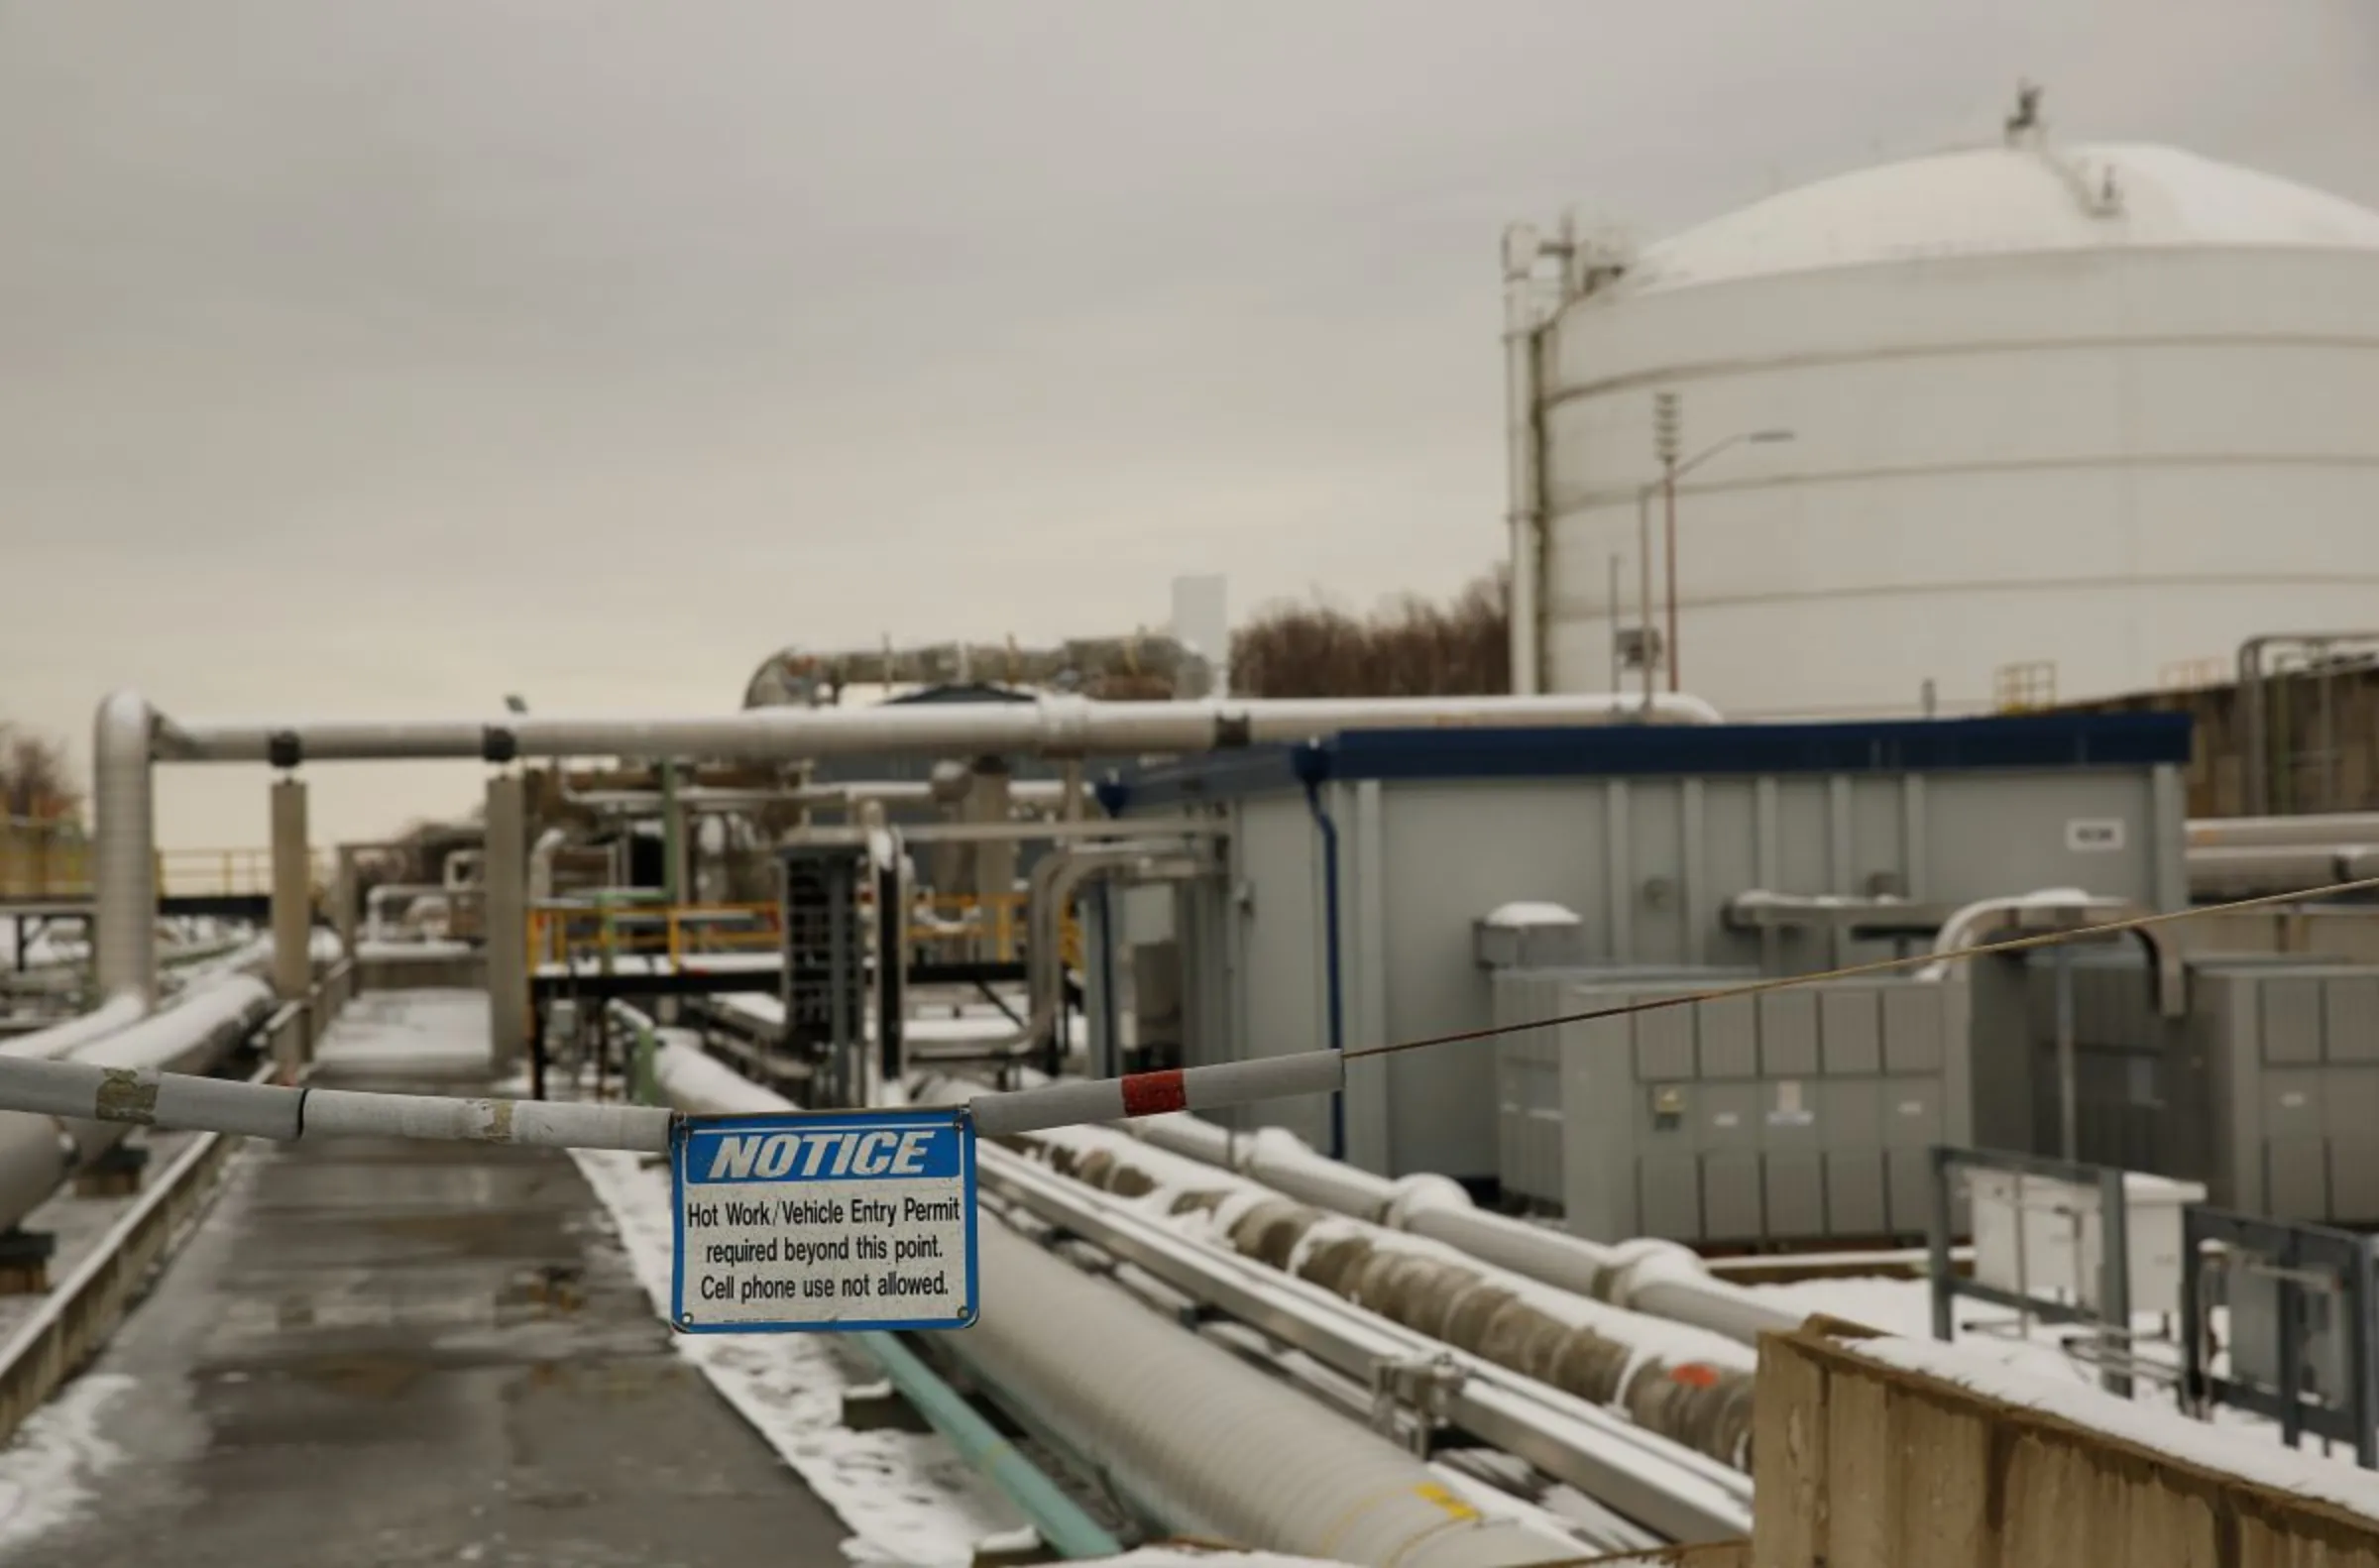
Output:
(1099, 712), (2191, 813)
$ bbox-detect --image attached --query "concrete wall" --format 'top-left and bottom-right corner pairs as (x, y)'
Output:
(1751, 1319), (2379, 1568)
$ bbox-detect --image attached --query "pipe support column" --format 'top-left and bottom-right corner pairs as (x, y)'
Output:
(484, 774), (529, 1072)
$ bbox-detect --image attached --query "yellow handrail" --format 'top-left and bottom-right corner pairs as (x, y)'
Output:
(0, 840), (334, 901)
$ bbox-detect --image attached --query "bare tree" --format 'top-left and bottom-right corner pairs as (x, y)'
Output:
(0, 727), (79, 823)
(1230, 566), (1511, 698)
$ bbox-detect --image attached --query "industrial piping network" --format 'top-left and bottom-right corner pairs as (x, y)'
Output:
(2184, 813), (2379, 899)
(89, 687), (1725, 1006)
(652, 1042), (1613, 1565)
(967, 1115), (1761, 1471)
(0, 1020), (1756, 1549)
(0, 970), (275, 1245)
(1111, 1113), (1804, 1351)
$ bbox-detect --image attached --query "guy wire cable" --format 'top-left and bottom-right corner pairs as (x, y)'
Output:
(1344, 875), (2379, 1064)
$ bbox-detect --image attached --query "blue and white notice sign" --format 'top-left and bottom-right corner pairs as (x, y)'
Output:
(669, 1107), (978, 1334)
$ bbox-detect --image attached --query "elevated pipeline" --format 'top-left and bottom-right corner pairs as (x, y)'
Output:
(1115, 1114), (1804, 1351)
(653, 1043), (1586, 1565)
(0, 972), (275, 1241)
(994, 1120), (1757, 1473)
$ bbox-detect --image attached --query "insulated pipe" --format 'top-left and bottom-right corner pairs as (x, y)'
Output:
(92, 692), (159, 1005)
(528, 829), (568, 905)
(364, 883), (462, 943)
(2187, 843), (2379, 899)
(653, 1043), (1578, 1565)
(960, 1217), (1579, 1567)
(160, 693), (1724, 763)
(62, 974), (277, 1163)
(1003, 844), (1204, 1063)
(1503, 225), (1546, 697)
(988, 1119), (1759, 1471)
(1121, 1116), (1803, 1351)
(570, 780), (1090, 812)
(0, 972), (276, 1241)
(848, 1329), (1122, 1560)
(2186, 813), (2379, 850)
(0, 995), (147, 1063)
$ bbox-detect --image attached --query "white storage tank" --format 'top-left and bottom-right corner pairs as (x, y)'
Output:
(1506, 108), (2379, 719)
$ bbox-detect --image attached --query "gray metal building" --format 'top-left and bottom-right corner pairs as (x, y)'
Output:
(1099, 715), (2194, 1198)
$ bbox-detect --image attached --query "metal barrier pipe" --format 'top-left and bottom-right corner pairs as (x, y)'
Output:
(848, 1329), (1122, 1560)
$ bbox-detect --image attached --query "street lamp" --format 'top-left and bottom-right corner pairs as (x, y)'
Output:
(1633, 414), (1795, 701)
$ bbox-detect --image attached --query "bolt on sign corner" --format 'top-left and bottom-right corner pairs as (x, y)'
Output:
(669, 1107), (978, 1334)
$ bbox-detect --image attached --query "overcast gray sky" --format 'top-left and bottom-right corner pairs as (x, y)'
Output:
(4, 0), (2374, 848)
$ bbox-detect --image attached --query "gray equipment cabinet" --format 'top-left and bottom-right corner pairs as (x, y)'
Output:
(2019, 949), (2379, 1223)
(1099, 713), (2192, 1191)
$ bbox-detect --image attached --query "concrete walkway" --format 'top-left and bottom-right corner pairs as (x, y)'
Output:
(18, 994), (850, 1568)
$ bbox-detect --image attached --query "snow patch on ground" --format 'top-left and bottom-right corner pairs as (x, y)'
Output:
(1087, 1552), (1350, 1568)
(0, 1374), (139, 1548)
(313, 988), (493, 1073)
(567, 1145), (1027, 1568)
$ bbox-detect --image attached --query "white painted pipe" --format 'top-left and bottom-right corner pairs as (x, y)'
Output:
(2187, 843), (2379, 899)
(656, 1048), (1579, 1565)
(1503, 225), (1546, 697)
(2186, 813), (2379, 850)
(159, 693), (1722, 764)
(0, 995), (146, 1063)
(92, 692), (158, 1005)
(1122, 1115), (1802, 1350)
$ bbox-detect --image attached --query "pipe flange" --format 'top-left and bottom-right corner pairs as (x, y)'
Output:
(267, 730), (302, 771)
(482, 726), (518, 765)
(1036, 694), (1093, 756)
(1384, 1174), (1473, 1230)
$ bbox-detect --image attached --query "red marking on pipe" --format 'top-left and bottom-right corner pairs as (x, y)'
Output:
(1119, 1069), (1188, 1118)
(1669, 1363), (1722, 1389)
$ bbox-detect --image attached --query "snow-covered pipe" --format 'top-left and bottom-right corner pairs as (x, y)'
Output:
(365, 883), (459, 943)
(0, 971), (278, 1241)
(100, 689), (1724, 1005)
(61, 974), (277, 1163)
(963, 1215), (1580, 1567)
(995, 1118), (1757, 1472)
(653, 1048), (1577, 1565)
(1125, 1116), (1803, 1351)
(0, 995), (146, 1064)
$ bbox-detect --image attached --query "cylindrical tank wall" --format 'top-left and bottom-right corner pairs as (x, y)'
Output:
(1533, 151), (2379, 720)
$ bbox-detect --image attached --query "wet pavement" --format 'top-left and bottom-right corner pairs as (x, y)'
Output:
(16, 1054), (851, 1567)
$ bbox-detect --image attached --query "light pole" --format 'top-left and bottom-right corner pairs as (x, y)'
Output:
(1642, 400), (1794, 695)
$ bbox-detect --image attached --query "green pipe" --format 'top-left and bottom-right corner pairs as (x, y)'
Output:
(849, 1330), (1120, 1559)
(628, 1015), (659, 1105)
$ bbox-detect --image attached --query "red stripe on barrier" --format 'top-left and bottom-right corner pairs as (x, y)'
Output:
(1119, 1068), (1188, 1118)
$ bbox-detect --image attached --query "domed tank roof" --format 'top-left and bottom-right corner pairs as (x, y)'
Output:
(1622, 142), (2379, 295)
